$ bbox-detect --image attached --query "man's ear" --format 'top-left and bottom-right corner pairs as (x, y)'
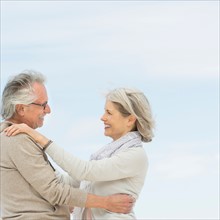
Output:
(15, 104), (25, 116)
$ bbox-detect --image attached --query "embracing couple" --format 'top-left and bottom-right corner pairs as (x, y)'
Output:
(0, 70), (154, 220)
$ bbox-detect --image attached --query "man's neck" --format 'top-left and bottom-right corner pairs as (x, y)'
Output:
(7, 117), (22, 124)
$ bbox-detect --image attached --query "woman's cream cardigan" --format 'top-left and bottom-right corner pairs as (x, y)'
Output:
(46, 142), (148, 219)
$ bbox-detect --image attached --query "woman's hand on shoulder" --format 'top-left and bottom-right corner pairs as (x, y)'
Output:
(4, 123), (32, 137)
(4, 123), (50, 147)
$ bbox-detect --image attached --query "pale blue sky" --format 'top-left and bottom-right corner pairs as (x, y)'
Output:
(1, 1), (219, 219)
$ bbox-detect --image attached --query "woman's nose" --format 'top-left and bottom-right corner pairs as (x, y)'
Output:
(100, 114), (106, 121)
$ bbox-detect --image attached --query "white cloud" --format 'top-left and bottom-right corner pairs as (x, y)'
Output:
(65, 117), (103, 141)
(2, 1), (218, 80)
(148, 139), (219, 180)
(154, 152), (218, 179)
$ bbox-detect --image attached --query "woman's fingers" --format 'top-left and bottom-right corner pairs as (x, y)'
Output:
(4, 125), (21, 136)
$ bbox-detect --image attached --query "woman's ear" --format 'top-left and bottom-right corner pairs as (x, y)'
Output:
(15, 104), (25, 117)
(128, 115), (137, 127)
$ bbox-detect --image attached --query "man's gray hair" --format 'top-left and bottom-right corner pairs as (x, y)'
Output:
(106, 88), (155, 142)
(1, 70), (46, 119)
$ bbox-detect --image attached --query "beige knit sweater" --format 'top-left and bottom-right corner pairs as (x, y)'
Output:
(0, 121), (87, 220)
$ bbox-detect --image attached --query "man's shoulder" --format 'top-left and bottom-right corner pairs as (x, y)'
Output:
(0, 121), (13, 133)
(1, 131), (42, 153)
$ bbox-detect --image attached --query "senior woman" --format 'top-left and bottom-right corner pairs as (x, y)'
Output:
(4, 87), (155, 219)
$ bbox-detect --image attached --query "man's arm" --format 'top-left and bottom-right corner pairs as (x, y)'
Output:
(86, 193), (134, 213)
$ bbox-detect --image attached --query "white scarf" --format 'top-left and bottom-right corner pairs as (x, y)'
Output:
(90, 131), (142, 161)
(73, 131), (142, 220)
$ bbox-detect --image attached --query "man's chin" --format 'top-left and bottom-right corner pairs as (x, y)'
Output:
(35, 123), (44, 129)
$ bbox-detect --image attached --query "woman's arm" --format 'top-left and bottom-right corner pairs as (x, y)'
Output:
(55, 170), (80, 188)
(46, 142), (148, 182)
(4, 123), (148, 182)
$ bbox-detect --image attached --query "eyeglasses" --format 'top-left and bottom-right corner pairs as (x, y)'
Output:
(30, 101), (48, 110)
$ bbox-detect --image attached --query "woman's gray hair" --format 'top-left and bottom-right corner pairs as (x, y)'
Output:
(1, 70), (46, 119)
(106, 88), (155, 142)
